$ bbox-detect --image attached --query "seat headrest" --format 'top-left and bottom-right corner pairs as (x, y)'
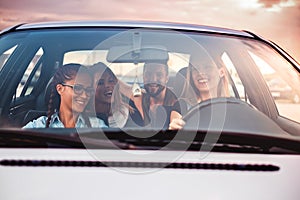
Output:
(44, 77), (59, 110)
(174, 67), (188, 97)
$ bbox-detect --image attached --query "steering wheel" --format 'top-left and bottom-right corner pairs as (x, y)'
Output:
(182, 97), (287, 135)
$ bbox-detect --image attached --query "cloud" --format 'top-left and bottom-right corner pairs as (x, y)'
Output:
(0, 0), (299, 61)
(258, 0), (284, 7)
(258, 0), (297, 8)
(267, 3), (300, 61)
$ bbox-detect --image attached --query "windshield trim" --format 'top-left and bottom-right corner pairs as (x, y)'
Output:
(1, 128), (300, 154)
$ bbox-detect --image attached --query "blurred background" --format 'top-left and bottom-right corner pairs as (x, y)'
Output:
(1, 0), (299, 62)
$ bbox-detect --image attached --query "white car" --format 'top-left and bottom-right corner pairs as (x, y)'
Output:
(0, 21), (300, 200)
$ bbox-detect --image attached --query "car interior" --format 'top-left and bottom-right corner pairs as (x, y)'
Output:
(0, 28), (299, 136)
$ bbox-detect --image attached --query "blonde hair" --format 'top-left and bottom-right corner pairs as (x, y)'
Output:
(180, 56), (229, 106)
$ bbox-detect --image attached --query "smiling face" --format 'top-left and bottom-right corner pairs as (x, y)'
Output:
(191, 66), (216, 92)
(143, 63), (168, 97)
(190, 63), (223, 100)
(94, 70), (117, 104)
(57, 72), (93, 114)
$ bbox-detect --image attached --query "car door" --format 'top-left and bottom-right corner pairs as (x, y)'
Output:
(0, 35), (54, 127)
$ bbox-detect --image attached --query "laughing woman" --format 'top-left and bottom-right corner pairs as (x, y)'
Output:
(169, 56), (229, 130)
(23, 63), (107, 128)
(89, 62), (133, 128)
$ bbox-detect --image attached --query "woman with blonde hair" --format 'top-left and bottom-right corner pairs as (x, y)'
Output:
(89, 62), (133, 128)
(169, 56), (229, 130)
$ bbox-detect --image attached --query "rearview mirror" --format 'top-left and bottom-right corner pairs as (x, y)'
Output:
(106, 45), (169, 64)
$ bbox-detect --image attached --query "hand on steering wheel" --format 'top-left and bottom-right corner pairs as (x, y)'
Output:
(169, 118), (186, 130)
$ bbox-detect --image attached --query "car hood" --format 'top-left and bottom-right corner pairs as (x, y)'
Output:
(0, 148), (300, 200)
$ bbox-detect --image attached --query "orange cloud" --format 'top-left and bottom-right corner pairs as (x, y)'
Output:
(0, 0), (299, 62)
(258, 0), (289, 8)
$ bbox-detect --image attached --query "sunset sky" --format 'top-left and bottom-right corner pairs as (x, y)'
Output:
(1, 0), (300, 62)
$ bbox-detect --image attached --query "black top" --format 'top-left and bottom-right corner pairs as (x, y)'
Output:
(96, 113), (109, 127)
(125, 88), (180, 129)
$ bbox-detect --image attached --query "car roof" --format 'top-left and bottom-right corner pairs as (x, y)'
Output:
(3, 20), (254, 38)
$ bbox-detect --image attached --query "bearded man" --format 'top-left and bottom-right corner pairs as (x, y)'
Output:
(127, 61), (179, 129)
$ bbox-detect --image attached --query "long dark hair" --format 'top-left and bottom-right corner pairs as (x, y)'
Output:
(45, 63), (91, 128)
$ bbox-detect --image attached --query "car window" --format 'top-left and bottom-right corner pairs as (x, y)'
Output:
(0, 45), (17, 72)
(64, 50), (189, 87)
(221, 52), (248, 102)
(16, 48), (43, 97)
(246, 43), (300, 123)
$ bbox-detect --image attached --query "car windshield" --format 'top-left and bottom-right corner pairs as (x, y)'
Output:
(0, 26), (300, 151)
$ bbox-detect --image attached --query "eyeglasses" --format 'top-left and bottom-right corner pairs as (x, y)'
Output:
(61, 83), (94, 96)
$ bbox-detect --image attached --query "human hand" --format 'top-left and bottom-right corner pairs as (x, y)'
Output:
(169, 118), (186, 130)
